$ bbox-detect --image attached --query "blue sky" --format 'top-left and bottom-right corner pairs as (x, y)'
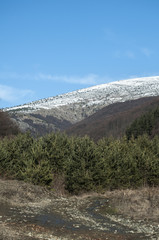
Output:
(0, 0), (159, 108)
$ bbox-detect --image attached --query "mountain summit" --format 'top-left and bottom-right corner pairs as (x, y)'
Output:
(5, 76), (159, 135)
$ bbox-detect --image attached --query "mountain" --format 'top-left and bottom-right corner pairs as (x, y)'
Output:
(65, 96), (159, 141)
(5, 76), (159, 135)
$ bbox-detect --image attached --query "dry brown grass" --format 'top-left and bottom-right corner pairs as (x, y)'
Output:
(103, 187), (159, 221)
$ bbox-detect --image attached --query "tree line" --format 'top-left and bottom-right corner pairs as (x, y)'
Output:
(126, 106), (159, 139)
(0, 132), (158, 194)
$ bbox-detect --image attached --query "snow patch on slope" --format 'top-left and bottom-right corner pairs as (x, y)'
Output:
(5, 76), (159, 113)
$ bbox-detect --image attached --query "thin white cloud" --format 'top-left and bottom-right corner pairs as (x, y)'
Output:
(104, 28), (117, 42)
(0, 84), (34, 105)
(125, 50), (135, 59)
(0, 72), (110, 85)
(36, 73), (102, 85)
(113, 50), (135, 59)
(141, 48), (152, 57)
(0, 72), (32, 80)
(114, 47), (153, 59)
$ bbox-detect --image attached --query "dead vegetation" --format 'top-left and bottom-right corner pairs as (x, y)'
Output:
(102, 187), (159, 221)
(0, 178), (55, 207)
(0, 178), (158, 240)
(0, 178), (158, 221)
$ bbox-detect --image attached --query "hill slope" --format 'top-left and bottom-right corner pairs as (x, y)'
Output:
(126, 104), (159, 139)
(5, 76), (159, 135)
(0, 110), (20, 137)
(65, 96), (159, 141)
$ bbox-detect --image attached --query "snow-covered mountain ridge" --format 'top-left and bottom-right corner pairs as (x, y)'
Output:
(6, 76), (159, 112)
(5, 76), (159, 135)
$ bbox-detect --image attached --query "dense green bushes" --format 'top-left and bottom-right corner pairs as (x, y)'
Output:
(126, 107), (159, 139)
(0, 132), (158, 194)
(65, 136), (97, 193)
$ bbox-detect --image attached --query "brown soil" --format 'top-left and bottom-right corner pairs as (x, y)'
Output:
(0, 179), (158, 240)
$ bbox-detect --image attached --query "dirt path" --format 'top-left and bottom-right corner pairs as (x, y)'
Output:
(0, 179), (158, 240)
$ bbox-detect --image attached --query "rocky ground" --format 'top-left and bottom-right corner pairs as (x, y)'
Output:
(0, 178), (158, 240)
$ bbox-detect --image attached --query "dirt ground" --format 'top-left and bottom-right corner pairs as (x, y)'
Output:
(0, 178), (158, 240)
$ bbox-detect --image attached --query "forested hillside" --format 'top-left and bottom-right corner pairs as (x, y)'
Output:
(65, 96), (159, 141)
(126, 106), (159, 139)
(0, 110), (20, 137)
